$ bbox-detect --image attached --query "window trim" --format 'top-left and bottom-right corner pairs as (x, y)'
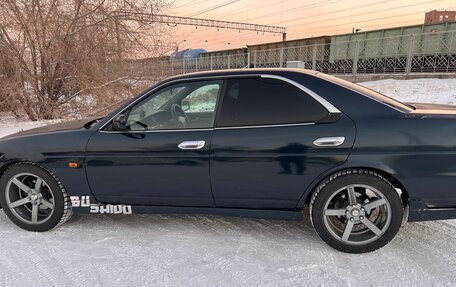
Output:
(260, 75), (341, 114)
(98, 74), (341, 133)
(214, 76), (339, 128)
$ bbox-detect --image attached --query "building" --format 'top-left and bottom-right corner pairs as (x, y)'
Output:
(424, 10), (456, 24)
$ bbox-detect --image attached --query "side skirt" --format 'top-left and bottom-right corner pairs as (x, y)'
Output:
(408, 199), (456, 222)
(69, 196), (304, 221)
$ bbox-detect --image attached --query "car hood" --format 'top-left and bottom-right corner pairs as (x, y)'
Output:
(3, 117), (101, 139)
(407, 102), (456, 115)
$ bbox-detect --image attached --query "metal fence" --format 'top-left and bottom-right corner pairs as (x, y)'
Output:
(124, 29), (456, 81)
(253, 29), (456, 74)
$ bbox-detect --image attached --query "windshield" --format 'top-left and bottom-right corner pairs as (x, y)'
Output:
(316, 73), (414, 112)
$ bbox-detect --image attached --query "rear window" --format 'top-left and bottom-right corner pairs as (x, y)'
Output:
(316, 73), (414, 112)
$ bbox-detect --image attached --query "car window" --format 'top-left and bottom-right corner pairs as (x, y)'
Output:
(216, 78), (329, 127)
(316, 72), (414, 112)
(126, 80), (222, 131)
(185, 84), (219, 113)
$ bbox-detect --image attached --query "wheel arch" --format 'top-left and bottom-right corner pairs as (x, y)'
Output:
(300, 166), (409, 208)
(0, 160), (24, 179)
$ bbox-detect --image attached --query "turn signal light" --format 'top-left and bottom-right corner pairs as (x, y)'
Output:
(68, 162), (78, 168)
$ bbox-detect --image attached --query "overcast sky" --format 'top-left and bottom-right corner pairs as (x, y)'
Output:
(165, 0), (456, 52)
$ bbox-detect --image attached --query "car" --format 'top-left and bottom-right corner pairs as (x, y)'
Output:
(0, 68), (455, 253)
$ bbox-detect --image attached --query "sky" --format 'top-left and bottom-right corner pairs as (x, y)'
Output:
(162, 0), (456, 53)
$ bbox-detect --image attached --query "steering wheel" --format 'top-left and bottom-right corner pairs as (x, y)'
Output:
(170, 104), (190, 127)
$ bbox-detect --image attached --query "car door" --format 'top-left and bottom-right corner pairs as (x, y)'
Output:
(210, 75), (356, 209)
(85, 79), (223, 206)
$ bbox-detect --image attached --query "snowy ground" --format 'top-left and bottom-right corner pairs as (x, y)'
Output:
(1, 78), (456, 286)
(361, 78), (456, 105)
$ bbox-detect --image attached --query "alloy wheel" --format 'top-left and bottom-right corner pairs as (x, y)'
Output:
(322, 184), (392, 245)
(5, 172), (55, 225)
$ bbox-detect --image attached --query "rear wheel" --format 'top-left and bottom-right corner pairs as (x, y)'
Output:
(310, 169), (403, 253)
(0, 163), (72, 231)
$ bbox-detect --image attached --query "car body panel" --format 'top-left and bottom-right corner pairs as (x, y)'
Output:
(210, 115), (356, 209)
(0, 130), (94, 198)
(85, 129), (215, 207)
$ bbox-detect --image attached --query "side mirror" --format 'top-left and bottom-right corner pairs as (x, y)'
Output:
(181, 100), (190, 111)
(112, 114), (127, 131)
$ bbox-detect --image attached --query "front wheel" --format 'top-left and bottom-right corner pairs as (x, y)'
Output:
(0, 163), (72, 232)
(310, 169), (404, 253)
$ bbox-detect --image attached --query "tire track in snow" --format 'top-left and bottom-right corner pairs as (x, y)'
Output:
(46, 243), (96, 287)
(17, 247), (63, 286)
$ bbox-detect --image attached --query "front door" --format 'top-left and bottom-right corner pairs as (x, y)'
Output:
(86, 79), (223, 206)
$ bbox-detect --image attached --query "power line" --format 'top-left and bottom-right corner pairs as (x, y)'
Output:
(187, 0), (242, 17)
(241, 0), (348, 22)
(217, 0), (341, 20)
(247, 0), (440, 41)
(215, 0), (292, 18)
(172, 0), (447, 51)
(174, 0), (205, 9)
(293, 13), (422, 37)
(179, 12), (423, 51)
(271, 0), (441, 26)
(179, 27), (279, 47)
(291, 18), (424, 38)
(287, 1), (441, 37)
(173, 0), (341, 43)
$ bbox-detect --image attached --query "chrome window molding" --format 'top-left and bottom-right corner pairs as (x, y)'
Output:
(214, 122), (315, 130)
(260, 74), (341, 114)
(98, 122), (317, 134)
(98, 73), (341, 132)
(99, 128), (214, 134)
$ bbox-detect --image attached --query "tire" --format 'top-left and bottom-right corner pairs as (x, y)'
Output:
(0, 163), (72, 232)
(310, 169), (403, 253)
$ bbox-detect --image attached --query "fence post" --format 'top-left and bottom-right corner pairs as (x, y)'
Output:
(210, 56), (213, 70)
(228, 55), (231, 69)
(352, 41), (360, 75)
(279, 48), (284, 68)
(254, 51), (257, 68)
(247, 52), (250, 68)
(406, 34), (415, 75)
(312, 45), (317, 70)
(195, 57), (198, 72)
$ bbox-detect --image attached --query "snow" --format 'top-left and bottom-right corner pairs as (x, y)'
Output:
(1, 78), (456, 286)
(360, 78), (456, 105)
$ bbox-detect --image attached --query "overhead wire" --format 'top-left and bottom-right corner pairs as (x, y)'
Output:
(171, 0), (445, 51)
(270, 0), (442, 26)
(197, 0), (440, 43)
(187, 0), (242, 17)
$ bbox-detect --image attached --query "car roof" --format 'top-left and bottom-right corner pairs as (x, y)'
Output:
(164, 68), (319, 82)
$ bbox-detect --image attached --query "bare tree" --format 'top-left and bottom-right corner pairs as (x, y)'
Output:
(0, 0), (171, 120)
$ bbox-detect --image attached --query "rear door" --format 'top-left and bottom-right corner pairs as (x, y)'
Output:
(210, 76), (356, 209)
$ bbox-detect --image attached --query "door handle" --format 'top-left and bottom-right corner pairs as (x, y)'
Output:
(178, 140), (206, 150)
(313, 137), (345, 147)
